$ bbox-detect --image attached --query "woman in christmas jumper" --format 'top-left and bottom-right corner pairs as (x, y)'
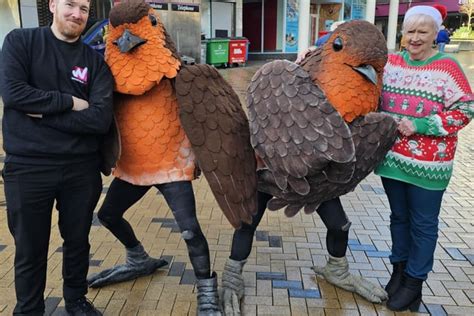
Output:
(375, 5), (474, 312)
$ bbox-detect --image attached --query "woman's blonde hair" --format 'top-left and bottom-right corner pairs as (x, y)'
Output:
(402, 14), (439, 35)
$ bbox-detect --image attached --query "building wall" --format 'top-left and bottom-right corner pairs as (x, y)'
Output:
(0, 0), (22, 94)
(1, 0), (21, 47)
(374, 0), (465, 41)
(243, 1), (262, 51)
(242, 0), (287, 53)
(156, 1), (201, 61)
(201, 0), (239, 38)
(264, 0), (277, 50)
(20, 0), (38, 27)
(201, 0), (211, 37)
(236, 0), (243, 36)
(375, 0), (461, 17)
(276, 0), (283, 50)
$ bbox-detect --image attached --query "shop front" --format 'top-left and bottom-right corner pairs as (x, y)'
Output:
(240, 0), (367, 58)
(0, 1), (203, 63)
(374, 0), (465, 41)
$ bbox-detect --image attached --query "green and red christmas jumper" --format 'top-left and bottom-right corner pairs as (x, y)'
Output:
(375, 51), (474, 190)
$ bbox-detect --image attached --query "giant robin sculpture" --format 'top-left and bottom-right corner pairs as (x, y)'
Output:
(87, 1), (257, 315)
(220, 21), (398, 315)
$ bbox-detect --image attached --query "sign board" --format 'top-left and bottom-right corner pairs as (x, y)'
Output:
(285, 0), (299, 52)
(149, 2), (168, 10)
(171, 4), (200, 12)
(117, 1), (168, 10)
(351, 0), (366, 20)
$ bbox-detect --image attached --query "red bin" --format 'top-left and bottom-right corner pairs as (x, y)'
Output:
(228, 38), (248, 65)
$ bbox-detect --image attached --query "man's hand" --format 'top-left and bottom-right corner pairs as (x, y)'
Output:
(27, 96), (89, 117)
(27, 113), (43, 118)
(72, 96), (89, 111)
(295, 46), (316, 64)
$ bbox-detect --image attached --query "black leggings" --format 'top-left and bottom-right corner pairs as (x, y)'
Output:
(230, 194), (350, 260)
(98, 178), (211, 279)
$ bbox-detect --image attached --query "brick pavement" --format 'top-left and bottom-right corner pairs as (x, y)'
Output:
(0, 52), (473, 315)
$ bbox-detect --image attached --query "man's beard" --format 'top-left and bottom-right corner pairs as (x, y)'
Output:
(54, 16), (85, 40)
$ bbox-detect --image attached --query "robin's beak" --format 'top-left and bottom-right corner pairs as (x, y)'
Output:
(353, 65), (377, 85)
(113, 29), (147, 53)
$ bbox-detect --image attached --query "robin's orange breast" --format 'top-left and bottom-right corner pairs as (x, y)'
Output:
(317, 67), (381, 123)
(113, 79), (196, 185)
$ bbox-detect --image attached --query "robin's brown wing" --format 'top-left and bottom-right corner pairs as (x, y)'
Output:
(349, 112), (398, 178)
(248, 60), (355, 197)
(260, 112), (398, 217)
(298, 46), (323, 82)
(175, 64), (257, 229)
(159, 19), (182, 64)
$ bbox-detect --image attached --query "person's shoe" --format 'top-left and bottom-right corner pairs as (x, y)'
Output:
(65, 297), (102, 316)
(386, 272), (423, 312)
(87, 243), (167, 288)
(221, 258), (247, 315)
(196, 272), (222, 315)
(312, 255), (388, 303)
(385, 261), (406, 297)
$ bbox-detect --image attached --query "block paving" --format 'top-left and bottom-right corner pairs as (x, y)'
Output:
(1, 52), (474, 315)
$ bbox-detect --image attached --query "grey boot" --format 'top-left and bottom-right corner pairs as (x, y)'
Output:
(88, 243), (167, 288)
(221, 259), (246, 316)
(312, 255), (388, 303)
(126, 243), (162, 267)
(197, 272), (222, 316)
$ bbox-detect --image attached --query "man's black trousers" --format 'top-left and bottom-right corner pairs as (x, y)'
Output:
(3, 161), (102, 315)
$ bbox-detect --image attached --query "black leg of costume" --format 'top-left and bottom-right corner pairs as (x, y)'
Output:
(157, 181), (211, 280)
(311, 198), (388, 303)
(99, 179), (211, 279)
(316, 197), (350, 258)
(229, 193), (348, 260)
(89, 179), (207, 288)
(222, 191), (272, 314)
(230, 191), (273, 261)
(97, 177), (150, 248)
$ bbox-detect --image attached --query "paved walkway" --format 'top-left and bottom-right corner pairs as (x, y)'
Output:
(0, 52), (473, 315)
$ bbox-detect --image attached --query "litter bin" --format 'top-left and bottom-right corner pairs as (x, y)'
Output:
(206, 38), (230, 67)
(228, 37), (249, 66)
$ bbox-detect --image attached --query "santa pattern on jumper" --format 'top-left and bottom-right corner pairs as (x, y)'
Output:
(375, 51), (474, 190)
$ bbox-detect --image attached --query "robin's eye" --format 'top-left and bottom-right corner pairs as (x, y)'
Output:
(333, 37), (343, 51)
(149, 14), (157, 26)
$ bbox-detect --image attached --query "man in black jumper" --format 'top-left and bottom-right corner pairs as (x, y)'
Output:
(1, 0), (113, 315)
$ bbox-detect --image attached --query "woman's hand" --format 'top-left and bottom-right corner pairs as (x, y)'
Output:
(398, 118), (416, 136)
(295, 46), (316, 64)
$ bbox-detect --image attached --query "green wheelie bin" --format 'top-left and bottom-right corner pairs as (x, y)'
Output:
(206, 38), (230, 67)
